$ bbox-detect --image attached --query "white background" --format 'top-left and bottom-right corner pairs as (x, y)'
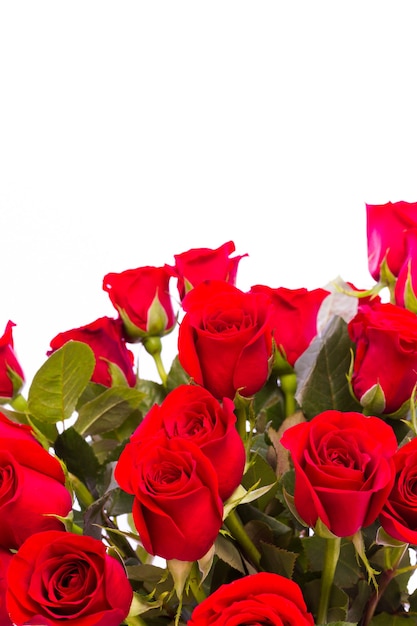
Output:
(1, 1), (417, 388)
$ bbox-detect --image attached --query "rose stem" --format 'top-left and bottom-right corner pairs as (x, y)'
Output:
(317, 536), (341, 625)
(143, 337), (168, 387)
(188, 561), (207, 604)
(224, 509), (262, 569)
(280, 371), (297, 417)
(361, 543), (409, 626)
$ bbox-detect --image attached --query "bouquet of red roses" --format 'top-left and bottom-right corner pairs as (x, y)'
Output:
(2, 202), (417, 626)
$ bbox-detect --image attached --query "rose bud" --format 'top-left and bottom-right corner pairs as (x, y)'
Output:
(0, 321), (24, 402)
(171, 241), (247, 301)
(178, 280), (273, 400)
(280, 410), (397, 537)
(347, 301), (417, 416)
(103, 265), (176, 342)
(188, 572), (314, 626)
(48, 316), (136, 388)
(394, 227), (417, 313)
(366, 200), (417, 283)
(250, 285), (330, 370)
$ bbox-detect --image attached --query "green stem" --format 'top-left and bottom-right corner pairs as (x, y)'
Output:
(224, 509), (261, 568)
(10, 393), (28, 412)
(143, 337), (168, 386)
(69, 473), (95, 508)
(317, 536), (341, 625)
(152, 350), (168, 387)
(188, 561), (207, 604)
(280, 372), (297, 417)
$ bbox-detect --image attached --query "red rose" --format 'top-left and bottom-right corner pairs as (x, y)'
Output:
(127, 384), (245, 501)
(102, 265), (176, 342)
(0, 412), (72, 550)
(250, 285), (330, 367)
(48, 316), (136, 387)
(347, 302), (417, 415)
(0, 547), (13, 626)
(178, 280), (273, 400)
(115, 433), (223, 561)
(379, 437), (417, 544)
(280, 410), (397, 537)
(0, 321), (24, 401)
(171, 241), (247, 301)
(366, 201), (417, 281)
(395, 227), (417, 313)
(6, 530), (133, 626)
(187, 572), (314, 625)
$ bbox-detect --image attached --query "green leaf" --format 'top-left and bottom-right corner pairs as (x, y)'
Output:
(54, 426), (101, 484)
(74, 386), (145, 436)
(295, 316), (362, 420)
(304, 579), (349, 623)
(259, 542), (298, 578)
(166, 355), (191, 391)
(369, 614), (417, 626)
(27, 341), (95, 423)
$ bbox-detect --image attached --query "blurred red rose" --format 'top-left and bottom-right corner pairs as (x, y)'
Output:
(6, 530), (133, 626)
(0, 321), (24, 401)
(115, 432), (223, 561)
(280, 410), (397, 537)
(366, 201), (417, 282)
(250, 285), (330, 367)
(103, 265), (176, 342)
(178, 280), (273, 400)
(188, 572), (314, 626)
(127, 384), (245, 501)
(347, 302), (417, 415)
(379, 437), (417, 544)
(48, 316), (136, 387)
(0, 546), (13, 626)
(171, 241), (247, 301)
(0, 412), (72, 550)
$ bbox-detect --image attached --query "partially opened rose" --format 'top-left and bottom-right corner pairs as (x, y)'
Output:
(187, 572), (314, 625)
(250, 284), (329, 368)
(171, 241), (247, 300)
(347, 301), (417, 415)
(115, 432), (223, 561)
(280, 410), (397, 537)
(128, 384), (245, 501)
(48, 316), (136, 387)
(0, 412), (72, 550)
(103, 265), (176, 341)
(394, 227), (417, 313)
(178, 280), (273, 400)
(6, 530), (133, 626)
(366, 200), (417, 282)
(379, 437), (417, 545)
(0, 320), (24, 401)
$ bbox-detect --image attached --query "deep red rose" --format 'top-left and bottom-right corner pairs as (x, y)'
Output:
(115, 432), (223, 561)
(102, 265), (176, 342)
(250, 285), (330, 367)
(6, 530), (133, 626)
(347, 302), (417, 415)
(366, 201), (417, 281)
(379, 437), (417, 544)
(171, 241), (247, 301)
(0, 547), (13, 626)
(0, 321), (24, 401)
(0, 412), (72, 550)
(48, 316), (136, 387)
(127, 384), (245, 501)
(280, 410), (397, 537)
(178, 280), (273, 400)
(395, 227), (417, 313)
(187, 572), (314, 626)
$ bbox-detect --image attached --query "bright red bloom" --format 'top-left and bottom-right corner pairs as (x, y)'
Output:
(178, 280), (273, 400)
(394, 228), (417, 313)
(171, 241), (247, 301)
(103, 265), (176, 341)
(6, 530), (133, 626)
(0, 321), (24, 400)
(48, 316), (136, 387)
(188, 572), (314, 626)
(280, 410), (397, 537)
(0, 546), (13, 625)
